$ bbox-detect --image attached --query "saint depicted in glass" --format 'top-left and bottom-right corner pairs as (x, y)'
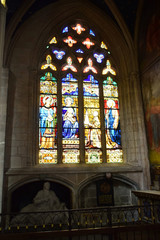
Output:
(62, 74), (79, 163)
(39, 72), (57, 164)
(39, 95), (57, 149)
(62, 96), (79, 139)
(84, 75), (102, 163)
(39, 22), (123, 164)
(103, 77), (123, 162)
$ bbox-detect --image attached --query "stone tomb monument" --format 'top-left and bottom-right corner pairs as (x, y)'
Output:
(11, 182), (68, 226)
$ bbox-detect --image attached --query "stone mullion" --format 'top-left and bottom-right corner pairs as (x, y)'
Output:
(78, 71), (85, 163)
(57, 71), (62, 164)
(99, 75), (106, 163)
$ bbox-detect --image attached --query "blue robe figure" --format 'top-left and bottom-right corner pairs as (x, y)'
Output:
(62, 107), (78, 139)
(39, 96), (55, 148)
(108, 109), (121, 146)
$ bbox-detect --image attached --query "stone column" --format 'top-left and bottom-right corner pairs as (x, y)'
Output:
(0, 2), (7, 213)
(129, 71), (150, 189)
(0, 3), (6, 65)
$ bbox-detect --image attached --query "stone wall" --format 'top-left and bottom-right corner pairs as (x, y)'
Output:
(1, 0), (151, 213)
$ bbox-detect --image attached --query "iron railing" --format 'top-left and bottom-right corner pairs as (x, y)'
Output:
(0, 204), (159, 232)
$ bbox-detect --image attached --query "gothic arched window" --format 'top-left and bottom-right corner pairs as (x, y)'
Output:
(39, 22), (123, 164)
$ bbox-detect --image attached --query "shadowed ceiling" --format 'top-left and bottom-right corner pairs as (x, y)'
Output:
(6, 0), (139, 38)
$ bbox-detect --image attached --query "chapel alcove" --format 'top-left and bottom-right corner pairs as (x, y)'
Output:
(10, 180), (72, 213)
(79, 176), (138, 208)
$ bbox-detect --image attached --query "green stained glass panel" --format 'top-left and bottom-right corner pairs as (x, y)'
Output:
(85, 149), (102, 164)
(103, 77), (118, 98)
(40, 72), (57, 94)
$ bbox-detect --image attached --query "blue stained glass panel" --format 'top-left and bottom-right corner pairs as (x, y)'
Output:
(53, 50), (65, 60)
(62, 26), (68, 33)
(83, 75), (99, 97)
(62, 72), (79, 151)
(93, 53), (104, 63)
(76, 49), (84, 53)
(62, 74), (78, 96)
(89, 29), (95, 36)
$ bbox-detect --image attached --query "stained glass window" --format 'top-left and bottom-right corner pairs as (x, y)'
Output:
(103, 77), (123, 163)
(39, 22), (123, 164)
(84, 75), (102, 163)
(39, 72), (57, 164)
(62, 74), (79, 163)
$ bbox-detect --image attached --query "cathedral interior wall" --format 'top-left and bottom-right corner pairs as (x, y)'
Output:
(2, 1), (151, 212)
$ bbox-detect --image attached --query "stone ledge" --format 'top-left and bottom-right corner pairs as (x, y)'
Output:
(132, 190), (160, 200)
(6, 163), (143, 175)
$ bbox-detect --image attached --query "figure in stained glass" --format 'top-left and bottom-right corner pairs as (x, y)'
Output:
(105, 99), (121, 148)
(39, 96), (56, 149)
(39, 21), (123, 164)
(85, 110), (101, 148)
(62, 97), (79, 139)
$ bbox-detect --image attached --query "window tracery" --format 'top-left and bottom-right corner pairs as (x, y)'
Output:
(39, 22), (123, 164)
